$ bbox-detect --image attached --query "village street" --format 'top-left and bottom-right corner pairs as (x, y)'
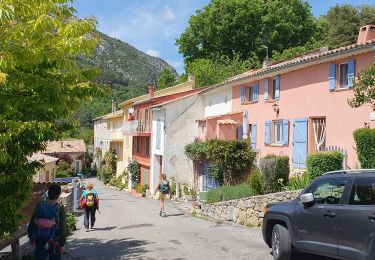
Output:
(64, 179), (333, 260)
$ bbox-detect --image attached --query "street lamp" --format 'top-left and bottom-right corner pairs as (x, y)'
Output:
(273, 103), (280, 115)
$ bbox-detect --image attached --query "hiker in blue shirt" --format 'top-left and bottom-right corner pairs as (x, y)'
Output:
(28, 184), (67, 260)
(80, 182), (99, 232)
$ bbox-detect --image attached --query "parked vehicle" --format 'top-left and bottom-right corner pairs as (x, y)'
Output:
(262, 170), (375, 260)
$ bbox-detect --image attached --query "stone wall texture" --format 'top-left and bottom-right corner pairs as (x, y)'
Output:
(193, 190), (302, 227)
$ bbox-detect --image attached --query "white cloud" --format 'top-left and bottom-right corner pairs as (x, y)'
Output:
(163, 5), (176, 21)
(146, 49), (160, 57)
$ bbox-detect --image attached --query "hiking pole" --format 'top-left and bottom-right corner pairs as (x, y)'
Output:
(96, 208), (101, 214)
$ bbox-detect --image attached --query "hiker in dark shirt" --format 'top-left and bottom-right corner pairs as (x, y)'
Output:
(28, 184), (67, 260)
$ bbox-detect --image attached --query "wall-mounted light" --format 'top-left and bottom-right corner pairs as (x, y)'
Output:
(273, 103), (280, 114)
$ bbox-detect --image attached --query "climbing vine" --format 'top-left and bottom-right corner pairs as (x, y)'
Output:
(128, 160), (140, 185)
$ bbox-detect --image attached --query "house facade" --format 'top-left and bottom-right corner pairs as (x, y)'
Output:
(218, 25), (375, 170)
(29, 153), (59, 182)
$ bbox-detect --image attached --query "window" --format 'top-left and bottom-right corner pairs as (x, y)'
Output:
(248, 86), (254, 102)
(144, 137), (150, 155)
(272, 121), (283, 144)
(311, 178), (347, 204)
(134, 137), (142, 153)
(339, 63), (349, 88)
(272, 79), (277, 99)
(349, 178), (375, 205)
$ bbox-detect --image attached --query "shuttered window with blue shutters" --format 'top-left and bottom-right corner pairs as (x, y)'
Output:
(282, 119), (289, 145)
(264, 79), (269, 101)
(240, 86), (245, 104)
(264, 121), (271, 145)
(329, 64), (336, 91)
(254, 83), (259, 101)
(251, 124), (257, 148)
(275, 75), (280, 100)
(347, 60), (355, 88)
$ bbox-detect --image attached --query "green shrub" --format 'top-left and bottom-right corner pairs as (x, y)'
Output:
(66, 213), (76, 234)
(307, 151), (344, 180)
(247, 169), (263, 195)
(135, 183), (143, 194)
(141, 184), (149, 197)
(205, 183), (254, 203)
(260, 155), (290, 193)
(183, 185), (189, 195)
(98, 167), (110, 184)
(170, 178), (176, 195)
(56, 161), (73, 177)
(185, 139), (255, 185)
(128, 161), (140, 185)
(56, 172), (70, 178)
(354, 128), (375, 168)
(285, 172), (311, 191)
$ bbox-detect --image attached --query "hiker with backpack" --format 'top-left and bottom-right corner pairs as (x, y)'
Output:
(28, 184), (67, 260)
(154, 174), (170, 217)
(80, 182), (99, 232)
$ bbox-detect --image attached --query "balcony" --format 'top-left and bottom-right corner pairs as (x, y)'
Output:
(122, 120), (151, 135)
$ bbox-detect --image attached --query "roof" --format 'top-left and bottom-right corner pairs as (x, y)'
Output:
(103, 110), (123, 120)
(212, 39), (375, 88)
(28, 153), (58, 164)
(43, 139), (86, 154)
(217, 119), (237, 125)
(119, 78), (195, 107)
(197, 111), (243, 122)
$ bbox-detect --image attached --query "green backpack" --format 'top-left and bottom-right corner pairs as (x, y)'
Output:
(159, 180), (170, 194)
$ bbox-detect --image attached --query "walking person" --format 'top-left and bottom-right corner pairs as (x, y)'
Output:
(154, 174), (170, 217)
(28, 184), (67, 260)
(80, 182), (99, 232)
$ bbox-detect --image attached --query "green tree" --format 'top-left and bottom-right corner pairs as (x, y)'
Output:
(0, 0), (99, 235)
(186, 55), (257, 88)
(348, 63), (375, 108)
(157, 68), (177, 90)
(176, 0), (316, 64)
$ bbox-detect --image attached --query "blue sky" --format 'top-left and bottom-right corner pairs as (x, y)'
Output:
(74, 0), (374, 74)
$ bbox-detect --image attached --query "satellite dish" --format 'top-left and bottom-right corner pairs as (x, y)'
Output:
(128, 108), (134, 114)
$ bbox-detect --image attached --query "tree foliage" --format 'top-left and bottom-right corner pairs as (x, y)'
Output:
(348, 63), (375, 108)
(0, 0), (99, 234)
(176, 0), (316, 64)
(353, 128), (375, 169)
(157, 68), (177, 90)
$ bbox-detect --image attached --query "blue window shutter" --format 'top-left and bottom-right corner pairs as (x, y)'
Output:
(251, 124), (257, 148)
(275, 75), (280, 100)
(264, 79), (269, 100)
(254, 83), (259, 101)
(156, 119), (161, 149)
(329, 64), (336, 91)
(237, 124), (243, 140)
(240, 86), (245, 104)
(264, 121), (271, 145)
(347, 60), (355, 88)
(282, 119), (289, 146)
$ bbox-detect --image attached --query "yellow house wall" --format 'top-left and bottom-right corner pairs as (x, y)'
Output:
(33, 161), (57, 182)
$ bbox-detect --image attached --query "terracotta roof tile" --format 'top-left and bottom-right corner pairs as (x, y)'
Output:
(43, 139), (86, 154)
(28, 153), (59, 164)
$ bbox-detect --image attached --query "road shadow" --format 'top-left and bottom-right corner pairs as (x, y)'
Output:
(269, 251), (335, 260)
(91, 226), (116, 231)
(64, 237), (152, 259)
(165, 213), (185, 218)
(118, 224), (154, 230)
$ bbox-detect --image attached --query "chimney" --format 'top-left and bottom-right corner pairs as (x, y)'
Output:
(263, 58), (271, 68)
(357, 25), (375, 44)
(111, 99), (116, 114)
(149, 80), (155, 99)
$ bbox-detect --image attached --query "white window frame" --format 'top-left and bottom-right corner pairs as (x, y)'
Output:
(272, 120), (283, 145)
(339, 62), (349, 88)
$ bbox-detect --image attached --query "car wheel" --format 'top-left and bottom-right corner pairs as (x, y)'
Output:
(271, 224), (292, 260)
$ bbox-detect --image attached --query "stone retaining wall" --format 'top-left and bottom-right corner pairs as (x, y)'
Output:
(193, 190), (301, 227)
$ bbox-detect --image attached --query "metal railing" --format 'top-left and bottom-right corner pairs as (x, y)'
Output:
(122, 120), (151, 134)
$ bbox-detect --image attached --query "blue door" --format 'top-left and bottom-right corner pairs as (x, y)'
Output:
(201, 164), (219, 191)
(292, 118), (308, 169)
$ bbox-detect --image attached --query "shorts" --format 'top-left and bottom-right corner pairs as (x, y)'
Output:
(159, 193), (166, 200)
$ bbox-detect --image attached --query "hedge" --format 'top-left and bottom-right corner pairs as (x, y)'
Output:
(354, 128), (375, 168)
(307, 151), (343, 180)
(205, 183), (255, 203)
(260, 155), (290, 193)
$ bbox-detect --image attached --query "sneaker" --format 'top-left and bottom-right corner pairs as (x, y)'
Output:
(90, 224), (94, 230)
(159, 210), (162, 216)
(162, 211), (166, 217)
(85, 228), (89, 232)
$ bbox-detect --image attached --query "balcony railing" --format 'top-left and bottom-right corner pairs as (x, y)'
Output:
(122, 120), (151, 134)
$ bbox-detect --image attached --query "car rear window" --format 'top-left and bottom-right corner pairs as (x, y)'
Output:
(349, 178), (375, 205)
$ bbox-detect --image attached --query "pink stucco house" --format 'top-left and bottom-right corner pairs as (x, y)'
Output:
(201, 25), (375, 170)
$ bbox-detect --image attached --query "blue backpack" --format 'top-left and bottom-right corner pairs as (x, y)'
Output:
(34, 202), (59, 239)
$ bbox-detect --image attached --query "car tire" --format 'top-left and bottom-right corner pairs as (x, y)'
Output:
(271, 224), (292, 260)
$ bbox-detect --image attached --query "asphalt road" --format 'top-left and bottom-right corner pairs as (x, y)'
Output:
(64, 178), (334, 260)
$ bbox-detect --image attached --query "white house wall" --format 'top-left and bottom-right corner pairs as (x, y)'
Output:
(204, 87), (232, 118)
(164, 94), (205, 186)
